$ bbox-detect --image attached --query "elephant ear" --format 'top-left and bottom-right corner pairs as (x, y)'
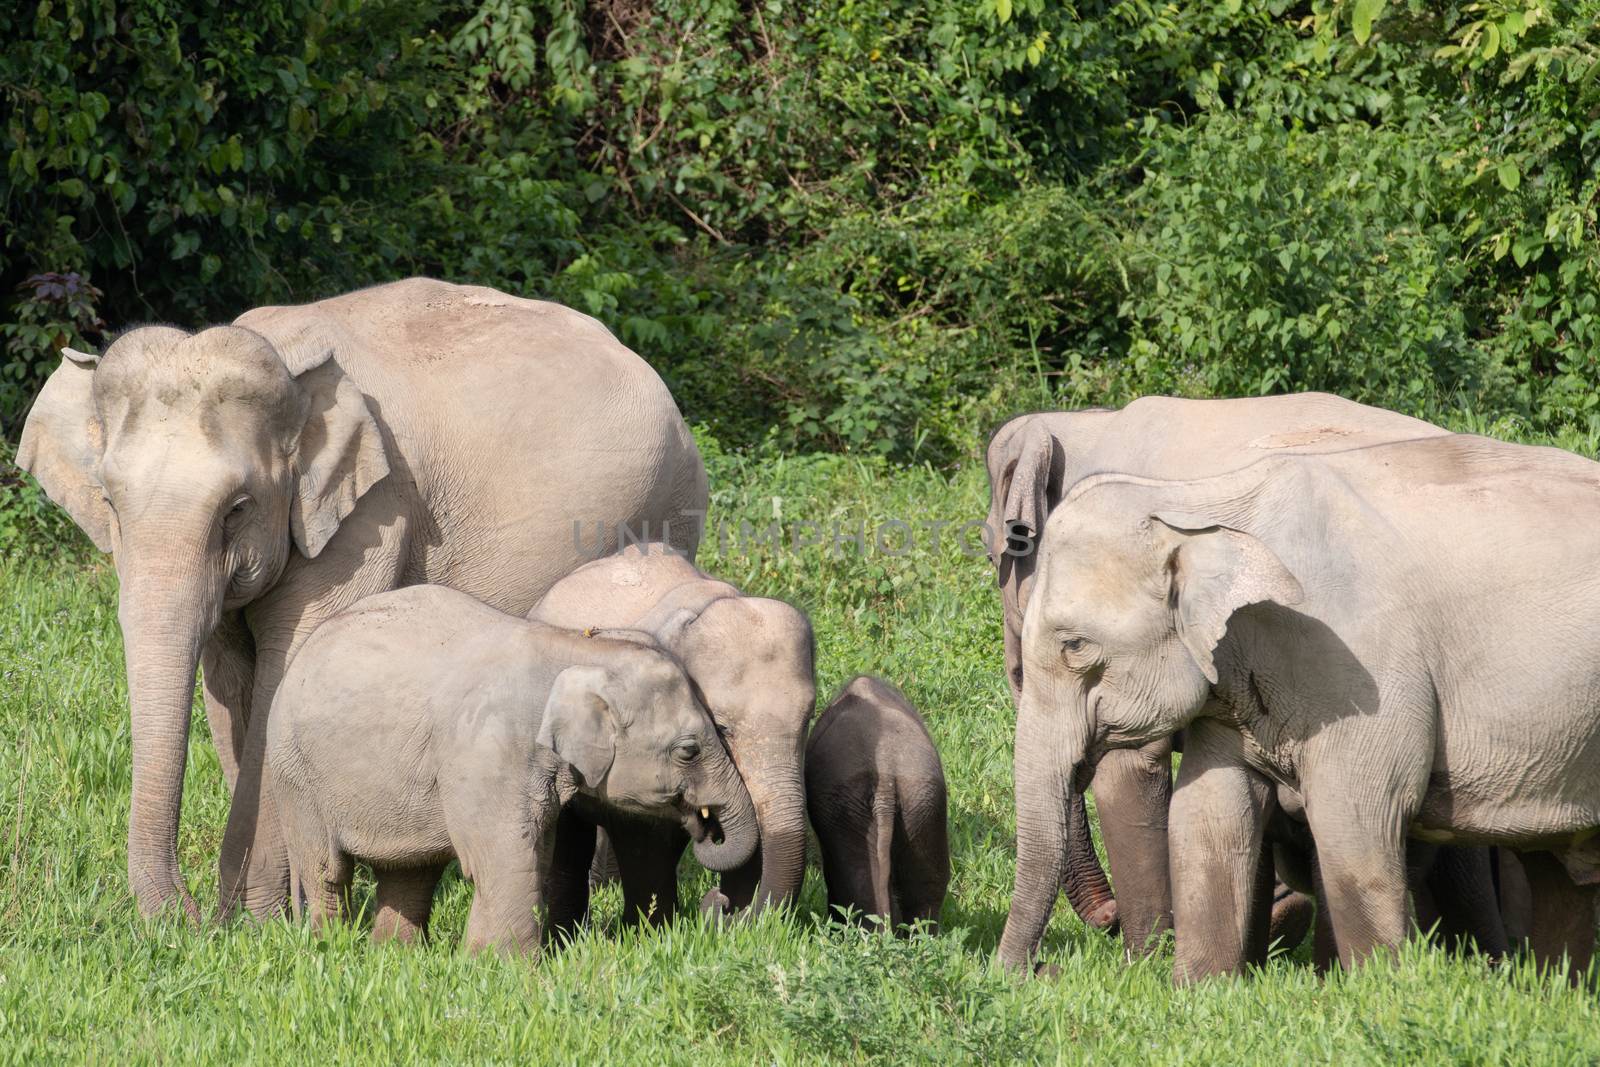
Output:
(537, 665), (618, 789)
(16, 348), (112, 552)
(1001, 426), (1056, 559)
(285, 345), (390, 559)
(1154, 512), (1303, 684)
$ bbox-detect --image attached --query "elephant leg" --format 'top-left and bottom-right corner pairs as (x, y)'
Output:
(892, 798), (951, 932)
(200, 615), (254, 795)
(1091, 737), (1174, 957)
(280, 797), (348, 931)
(709, 849), (762, 913)
(1266, 823), (1317, 955)
(1412, 872), (1444, 944)
(608, 818), (687, 927)
(1425, 846), (1508, 960)
(1303, 795), (1412, 970)
(548, 807), (597, 942)
(304, 859), (352, 933)
(464, 868), (542, 956)
(1496, 848), (1534, 953)
(1169, 721), (1274, 984)
(372, 864), (444, 945)
(815, 800), (885, 924)
(1520, 850), (1597, 982)
(1311, 862), (1338, 974)
(216, 664), (295, 922)
(1240, 840), (1277, 965)
(223, 519), (410, 921)
(589, 826), (621, 889)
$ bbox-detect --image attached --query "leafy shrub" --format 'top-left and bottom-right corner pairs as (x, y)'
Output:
(1114, 113), (1485, 410)
(1, 0), (1597, 501)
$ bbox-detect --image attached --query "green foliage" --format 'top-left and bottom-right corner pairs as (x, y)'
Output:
(1115, 114), (1483, 408)
(0, 437), (87, 559)
(2, 0), (1599, 490)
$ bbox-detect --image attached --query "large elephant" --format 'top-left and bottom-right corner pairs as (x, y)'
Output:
(984, 394), (1447, 953)
(530, 543), (815, 918)
(998, 432), (1600, 981)
(17, 278), (708, 921)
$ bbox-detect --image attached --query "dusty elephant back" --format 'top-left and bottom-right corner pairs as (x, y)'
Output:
(1083, 392), (1448, 483)
(236, 278), (708, 612)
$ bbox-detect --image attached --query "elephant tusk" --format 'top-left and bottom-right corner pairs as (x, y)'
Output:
(700, 806), (711, 820)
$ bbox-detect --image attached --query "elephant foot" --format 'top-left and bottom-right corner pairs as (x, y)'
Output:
(1269, 884), (1315, 954)
(1033, 960), (1063, 979)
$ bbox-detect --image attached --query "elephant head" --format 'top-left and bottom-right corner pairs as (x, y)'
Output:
(17, 326), (388, 918)
(997, 472), (1302, 969)
(538, 651), (759, 871)
(650, 594), (815, 913)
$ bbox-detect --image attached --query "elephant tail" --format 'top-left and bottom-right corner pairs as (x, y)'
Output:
(872, 797), (897, 924)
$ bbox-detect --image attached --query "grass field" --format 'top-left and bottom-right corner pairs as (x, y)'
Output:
(3, 447), (1598, 1064)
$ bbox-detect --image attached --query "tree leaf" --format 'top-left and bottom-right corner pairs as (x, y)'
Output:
(1497, 161), (1520, 191)
(1352, 0), (1384, 45)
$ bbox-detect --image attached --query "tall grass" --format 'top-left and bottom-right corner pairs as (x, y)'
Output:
(2, 454), (1597, 1063)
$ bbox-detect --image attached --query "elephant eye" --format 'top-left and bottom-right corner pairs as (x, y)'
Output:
(673, 739), (701, 764)
(1059, 634), (1101, 670)
(223, 493), (253, 531)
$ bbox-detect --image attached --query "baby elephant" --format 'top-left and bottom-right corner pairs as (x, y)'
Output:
(805, 676), (950, 929)
(266, 585), (757, 955)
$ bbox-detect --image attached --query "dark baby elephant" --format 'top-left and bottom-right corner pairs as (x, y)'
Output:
(805, 676), (950, 929)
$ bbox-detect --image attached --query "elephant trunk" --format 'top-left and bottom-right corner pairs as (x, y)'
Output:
(717, 735), (808, 914)
(998, 687), (1089, 971)
(1060, 788), (1119, 933)
(688, 755), (759, 872)
(1004, 576), (1116, 935)
(117, 533), (223, 922)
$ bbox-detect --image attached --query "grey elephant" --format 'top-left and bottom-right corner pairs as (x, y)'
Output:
(984, 394), (1450, 955)
(266, 585), (755, 954)
(806, 676), (950, 929)
(17, 278), (707, 921)
(998, 432), (1600, 981)
(530, 543), (815, 920)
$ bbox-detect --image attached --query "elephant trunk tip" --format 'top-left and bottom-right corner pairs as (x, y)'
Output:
(687, 799), (758, 872)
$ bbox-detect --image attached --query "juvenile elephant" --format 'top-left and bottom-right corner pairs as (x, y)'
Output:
(530, 544), (815, 920)
(266, 585), (755, 954)
(984, 394), (1448, 954)
(806, 676), (950, 929)
(17, 278), (707, 921)
(999, 433), (1600, 981)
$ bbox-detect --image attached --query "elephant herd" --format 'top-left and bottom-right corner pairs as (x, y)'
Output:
(16, 278), (1600, 984)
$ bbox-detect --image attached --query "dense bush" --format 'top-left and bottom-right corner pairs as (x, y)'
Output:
(2, 0), (1597, 471)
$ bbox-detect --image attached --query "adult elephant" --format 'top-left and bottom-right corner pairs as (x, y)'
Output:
(998, 432), (1600, 981)
(984, 394), (1448, 956)
(17, 278), (708, 922)
(530, 544), (815, 921)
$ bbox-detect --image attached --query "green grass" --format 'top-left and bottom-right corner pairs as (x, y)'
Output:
(2, 452), (1598, 1064)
